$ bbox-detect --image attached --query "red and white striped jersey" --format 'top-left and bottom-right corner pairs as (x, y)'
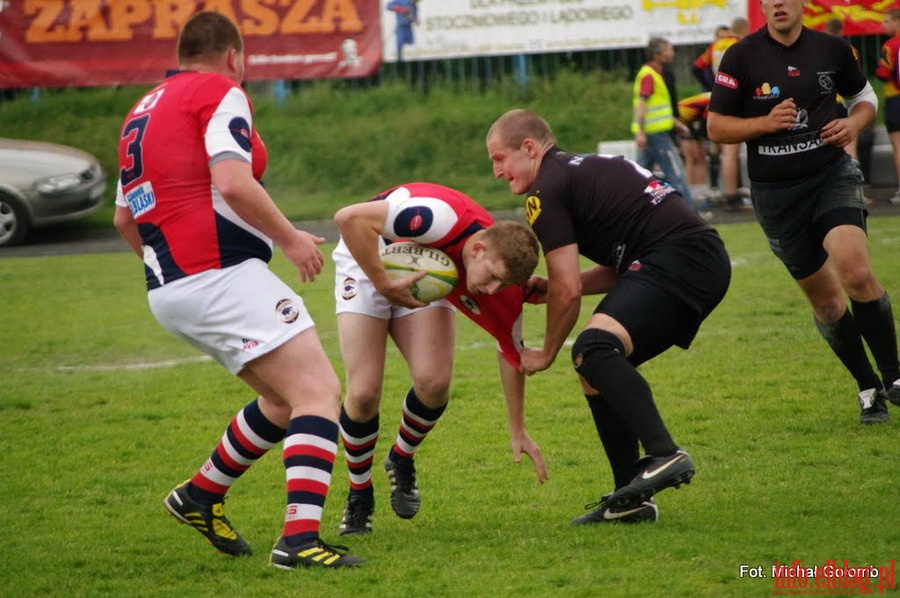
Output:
(116, 70), (272, 290)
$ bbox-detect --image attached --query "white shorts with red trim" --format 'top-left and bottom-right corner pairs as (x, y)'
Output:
(147, 258), (314, 374)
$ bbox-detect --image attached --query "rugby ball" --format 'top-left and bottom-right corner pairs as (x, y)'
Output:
(379, 242), (458, 302)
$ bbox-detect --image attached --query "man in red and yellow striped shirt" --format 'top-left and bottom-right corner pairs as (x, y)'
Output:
(875, 8), (900, 204)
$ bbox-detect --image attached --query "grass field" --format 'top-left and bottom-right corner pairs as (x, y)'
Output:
(1, 218), (898, 597)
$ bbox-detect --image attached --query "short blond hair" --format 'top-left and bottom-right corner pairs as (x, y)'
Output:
(487, 109), (556, 151)
(482, 221), (540, 285)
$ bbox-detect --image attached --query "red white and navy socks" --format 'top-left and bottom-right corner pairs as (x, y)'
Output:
(188, 398), (286, 505)
(389, 388), (446, 462)
(282, 415), (339, 547)
(340, 406), (379, 499)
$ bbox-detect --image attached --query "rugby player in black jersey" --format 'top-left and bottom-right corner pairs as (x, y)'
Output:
(486, 109), (732, 524)
(708, 0), (899, 424)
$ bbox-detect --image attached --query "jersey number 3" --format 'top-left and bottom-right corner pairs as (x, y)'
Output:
(119, 89), (163, 186)
(119, 114), (149, 187)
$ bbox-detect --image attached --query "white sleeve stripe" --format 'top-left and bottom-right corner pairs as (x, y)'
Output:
(843, 81), (878, 114)
(204, 86), (252, 162)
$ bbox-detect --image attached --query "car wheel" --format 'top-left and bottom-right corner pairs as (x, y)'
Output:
(0, 193), (31, 247)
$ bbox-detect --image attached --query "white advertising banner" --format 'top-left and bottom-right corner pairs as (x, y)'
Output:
(380, 0), (749, 63)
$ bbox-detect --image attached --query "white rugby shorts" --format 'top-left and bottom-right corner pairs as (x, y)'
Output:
(147, 258), (314, 374)
(333, 238), (453, 319)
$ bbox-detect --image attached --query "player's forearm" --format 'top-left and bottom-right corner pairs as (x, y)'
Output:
(113, 205), (143, 257)
(542, 286), (581, 361)
(847, 98), (877, 132)
(707, 112), (769, 144)
(498, 354), (527, 434)
(212, 162), (297, 248)
(633, 101), (648, 133)
(334, 205), (393, 289)
(581, 265), (617, 295)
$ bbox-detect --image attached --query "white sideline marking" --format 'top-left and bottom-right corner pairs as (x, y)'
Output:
(47, 355), (213, 372)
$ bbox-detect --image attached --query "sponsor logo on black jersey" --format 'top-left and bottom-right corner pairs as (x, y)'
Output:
(787, 66), (801, 77)
(715, 71), (737, 89)
(753, 82), (780, 100)
(757, 130), (822, 156)
(818, 71), (835, 94)
(525, 195), (542, 225)
(612, 243), (626, 272)
(643, 180), (674, 205)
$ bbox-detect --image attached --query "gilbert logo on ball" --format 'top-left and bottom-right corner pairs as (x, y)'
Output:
(379, 241), (459, 302)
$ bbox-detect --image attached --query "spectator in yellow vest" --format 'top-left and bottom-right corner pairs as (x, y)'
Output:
(632, 37), (701, 214)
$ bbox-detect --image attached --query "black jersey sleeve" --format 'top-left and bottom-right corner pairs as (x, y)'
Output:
(526, 162), (578, 255)
(833, 37), (869, 98)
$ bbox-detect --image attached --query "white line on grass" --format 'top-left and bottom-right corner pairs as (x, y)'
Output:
(36, 355), (214, 372)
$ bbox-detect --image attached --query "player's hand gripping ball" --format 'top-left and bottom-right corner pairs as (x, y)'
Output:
(379, 242), (458, 302)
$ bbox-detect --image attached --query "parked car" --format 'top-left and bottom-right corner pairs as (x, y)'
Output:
(0, 138), (107, 247)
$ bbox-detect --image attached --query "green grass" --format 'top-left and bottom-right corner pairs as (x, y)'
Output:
(0, 72), (636, 231)
(1, 218), (898, 597)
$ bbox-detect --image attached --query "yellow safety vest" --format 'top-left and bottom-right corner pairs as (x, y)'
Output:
(631, 64), (673, 135)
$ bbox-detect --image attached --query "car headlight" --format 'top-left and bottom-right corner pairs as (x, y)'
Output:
(35, 173), (84, 195)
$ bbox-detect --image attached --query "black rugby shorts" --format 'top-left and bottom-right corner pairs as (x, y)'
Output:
(749, 154), (867, 280)
(594, 231), (731, 366)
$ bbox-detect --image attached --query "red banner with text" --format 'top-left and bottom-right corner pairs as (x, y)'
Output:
(748, 0), (900, 36)
(0, 0), (382, 89)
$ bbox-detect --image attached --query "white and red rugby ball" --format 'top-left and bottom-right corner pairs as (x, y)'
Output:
(379, 241), (458, 302)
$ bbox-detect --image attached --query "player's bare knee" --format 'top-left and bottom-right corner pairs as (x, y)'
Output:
(840, 269), (881, 300)
(346, 380), (383, 404)
(412, 380), (451, 406)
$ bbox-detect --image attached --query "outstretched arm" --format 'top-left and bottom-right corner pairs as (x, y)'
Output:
(498, 352), (548, 483)
(520, 243), (581, 374)
(581, 264), (618, 295)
